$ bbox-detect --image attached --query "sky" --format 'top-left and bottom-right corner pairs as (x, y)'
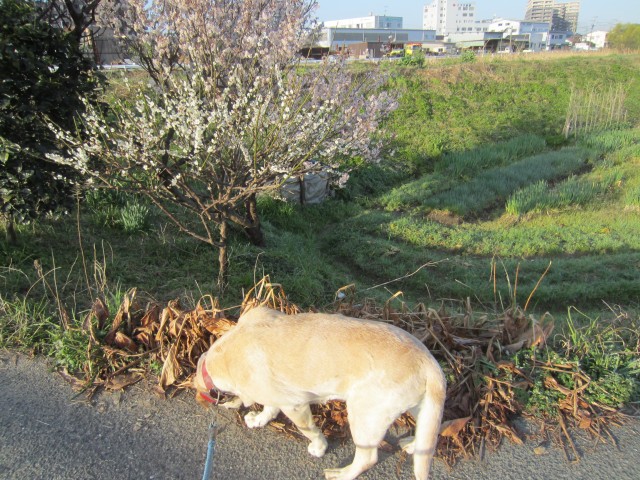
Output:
(315, 1), (640, 34)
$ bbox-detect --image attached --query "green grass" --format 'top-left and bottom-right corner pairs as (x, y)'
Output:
(505, 172), (622, 216)
(378, 134), (549, 211)
(0, 296), (56, 350)
(579, 127), (640, 153)
(423, 147), (594, 217)
(435, 134), (548, 179)
(518, 307), (640, 413)
(385, 54), (640, 172)
(2, 53), (640, 330)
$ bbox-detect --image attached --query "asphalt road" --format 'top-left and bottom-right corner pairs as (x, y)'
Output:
(1, 352), (639, 480)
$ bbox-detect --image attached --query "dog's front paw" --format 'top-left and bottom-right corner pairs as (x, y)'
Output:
(307, 437), (328, 458)
(244, 411), (264, 428)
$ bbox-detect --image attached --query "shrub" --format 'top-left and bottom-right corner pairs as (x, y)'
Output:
(85, 189), (151, 233)
(119, 202), (150, 233)
(0, 0), (101, 238)
(460, 50), (476, 63)
(401, 52), (426, 67)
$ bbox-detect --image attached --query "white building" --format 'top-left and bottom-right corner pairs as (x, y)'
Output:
(324, 15), (402, 30)
(486, 18), (550, 51)
(315, 27), (436, 54)
(423, 0), (477, 35)
(317, 14), (436, 58)
(443, 16), (556, 52)
(584, 30), (608, 49)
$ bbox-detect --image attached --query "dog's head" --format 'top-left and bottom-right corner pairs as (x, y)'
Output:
(193, 350), (221, 407)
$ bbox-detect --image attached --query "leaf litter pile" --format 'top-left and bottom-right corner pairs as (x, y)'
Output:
(66, 277), (638, 467)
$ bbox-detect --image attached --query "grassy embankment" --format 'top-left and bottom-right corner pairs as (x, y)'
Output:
(1, 52), (639, 392)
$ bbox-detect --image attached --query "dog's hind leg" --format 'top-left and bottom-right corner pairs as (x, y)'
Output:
(324, 395), (396, 480)
(281, 405), (328, 458)
(244, 405), (280, 428)
(398, 406), (420, 454)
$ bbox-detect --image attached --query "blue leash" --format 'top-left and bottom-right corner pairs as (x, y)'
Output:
(201, 420), (218, 480)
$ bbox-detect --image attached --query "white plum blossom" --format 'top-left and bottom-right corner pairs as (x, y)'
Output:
(50, 0), (397, 289)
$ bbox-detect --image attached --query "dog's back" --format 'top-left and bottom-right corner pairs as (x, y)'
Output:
(223, 307), (436, 401)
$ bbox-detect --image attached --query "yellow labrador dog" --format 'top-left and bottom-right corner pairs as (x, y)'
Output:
(193, 306), (446, 480)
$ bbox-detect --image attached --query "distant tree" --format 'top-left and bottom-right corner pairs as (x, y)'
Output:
(0, 0), (101, 243)
(35, 0), (103, 42)
(50, 0), (396, 291)
(33, 1), (128, 64)
(607, 23), (640, 50)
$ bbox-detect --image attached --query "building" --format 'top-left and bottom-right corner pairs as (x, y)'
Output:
(445, 18), (550, 53)
(317, 14), (437, 58)
(524, 0), (580, 33)
(584, 30), (608, 49)
(324, 15), (402, 30)
(423, 0), (478, 36)
(485, 18), (550, 52)
(314, 26), (437, 58)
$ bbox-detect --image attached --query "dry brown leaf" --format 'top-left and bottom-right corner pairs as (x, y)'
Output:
(82, 297), (110, 333)
(159, 347), (180, 391)
(494, 424), (524, 445)
(104, 372), (142, 391)
(504, 339), (526, 353)
(439, 416), (471, 437)
(72, 276), (627, 469)
(200, 316), (235, 337)
(104, 289), (137, 344)
(114, 332), (136, 352)
(156, 305), (174, 341)
(578, 414), (592, 429)
(379, 440), (395, 453)
(133, 329), (156, 349)
(139, 304), (160, 328)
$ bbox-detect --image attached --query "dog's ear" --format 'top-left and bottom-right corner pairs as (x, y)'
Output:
(192, 352), (207, 390)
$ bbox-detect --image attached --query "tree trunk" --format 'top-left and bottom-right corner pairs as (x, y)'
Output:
(3, 215), (17, 245)
(244, 194), (266, 247)
(217, 219), (228, 295)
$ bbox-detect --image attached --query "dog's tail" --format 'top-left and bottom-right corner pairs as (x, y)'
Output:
(412, 362), (446, 480)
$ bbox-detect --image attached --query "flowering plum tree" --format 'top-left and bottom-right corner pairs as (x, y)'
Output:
(51, 0), (396, 290)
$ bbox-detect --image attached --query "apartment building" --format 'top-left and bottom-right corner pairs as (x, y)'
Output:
(524, 0), (580, 33)
(423, 0), (477, 35)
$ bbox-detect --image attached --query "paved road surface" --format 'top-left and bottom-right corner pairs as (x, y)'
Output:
(1, 352), (639, 480)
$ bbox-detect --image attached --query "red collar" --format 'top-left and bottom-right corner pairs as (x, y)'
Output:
(198, 359), (220, 405)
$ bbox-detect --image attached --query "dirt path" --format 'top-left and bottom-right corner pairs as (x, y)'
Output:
(1, 352), (639, 480)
